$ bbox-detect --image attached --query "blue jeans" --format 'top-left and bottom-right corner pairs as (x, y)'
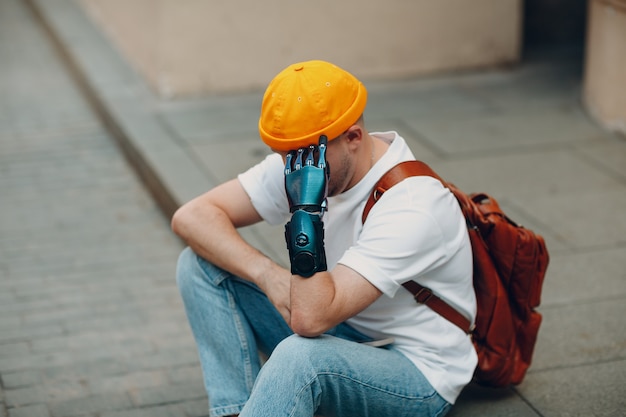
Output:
(176, 247), (452, 417)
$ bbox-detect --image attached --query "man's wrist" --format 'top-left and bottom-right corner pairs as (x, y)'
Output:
(250, 254), (284, 292)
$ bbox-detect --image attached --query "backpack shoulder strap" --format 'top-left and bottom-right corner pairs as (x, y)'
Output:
(362, 161), (443, 224)
(363, 160), (473, 334)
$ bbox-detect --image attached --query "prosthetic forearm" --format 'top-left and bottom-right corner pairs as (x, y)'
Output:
(285, 210), (327, 277)
(284, 136), (329, 278)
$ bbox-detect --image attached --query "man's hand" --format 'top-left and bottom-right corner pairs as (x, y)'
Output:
(284, 136), (330, 277)
(284, 136), (329, 213)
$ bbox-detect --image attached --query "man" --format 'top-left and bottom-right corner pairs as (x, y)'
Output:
(172, 60), (477, 417)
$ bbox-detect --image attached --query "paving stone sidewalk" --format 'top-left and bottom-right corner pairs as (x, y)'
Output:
(3, 0), (626, 416)
(0, 1), (208, 416)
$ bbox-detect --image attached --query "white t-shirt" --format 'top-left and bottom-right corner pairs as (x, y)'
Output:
(238, 131), (477, 404)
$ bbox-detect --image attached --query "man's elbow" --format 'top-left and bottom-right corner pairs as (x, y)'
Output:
(171, 204), (194, 239)
(290, 308), (329, 338)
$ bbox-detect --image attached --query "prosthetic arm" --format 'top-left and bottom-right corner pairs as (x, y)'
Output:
(284, 136), (330, 277)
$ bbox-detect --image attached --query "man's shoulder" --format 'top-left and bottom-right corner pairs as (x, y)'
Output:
(365, 174), (462, 234)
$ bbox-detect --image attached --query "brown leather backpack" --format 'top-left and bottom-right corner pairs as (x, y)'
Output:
(362, 161), (550, 387)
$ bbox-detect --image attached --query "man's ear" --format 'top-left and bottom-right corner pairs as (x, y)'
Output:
(344, 125), (363, 142)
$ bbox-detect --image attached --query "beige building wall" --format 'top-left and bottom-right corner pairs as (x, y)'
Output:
(78, 0), (522, 97)
(583, 0), (626, 134)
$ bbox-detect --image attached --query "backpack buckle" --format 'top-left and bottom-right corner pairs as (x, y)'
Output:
(372, 186), (387, 202)
(413, 287), (433, 304)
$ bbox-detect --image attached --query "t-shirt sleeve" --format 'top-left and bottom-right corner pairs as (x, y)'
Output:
(338, 178), (462, 297)
(237, 153), (290, 226)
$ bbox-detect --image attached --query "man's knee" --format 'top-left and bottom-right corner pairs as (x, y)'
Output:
(175, 246), (197, 290)
(176, 246), (232, 293)
(269, 335), (331, 371)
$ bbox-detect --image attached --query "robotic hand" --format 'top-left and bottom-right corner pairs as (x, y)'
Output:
(284, 135), (330, 277)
